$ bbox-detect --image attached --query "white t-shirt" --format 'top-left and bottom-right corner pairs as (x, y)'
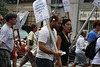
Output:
(36, 26), (57, 61)
(92, 38), (100, 64)
(75, 35), (87, 53)
(0, 24), (14, 52)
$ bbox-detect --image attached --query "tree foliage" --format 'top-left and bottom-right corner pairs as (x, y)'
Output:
(0, 0), (8, 17)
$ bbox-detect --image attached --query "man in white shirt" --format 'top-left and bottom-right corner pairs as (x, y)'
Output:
(72, 31), (88, 67)
(91, 37), (100, 67)
(36, 14), (62, 67)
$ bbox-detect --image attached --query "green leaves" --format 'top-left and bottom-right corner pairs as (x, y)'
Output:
(0, 0), (8, 17)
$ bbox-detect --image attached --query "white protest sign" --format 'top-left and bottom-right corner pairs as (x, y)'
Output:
(62, 0), (71, 12)
(33, 0), (50, 23)
(93, 0), (100, 8)
(17, 11), (26, 21)
(13, 15), (21, 29)
(20, 11), (29, 27)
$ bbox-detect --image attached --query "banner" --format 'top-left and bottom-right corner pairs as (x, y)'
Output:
(33, 0), (49, 23)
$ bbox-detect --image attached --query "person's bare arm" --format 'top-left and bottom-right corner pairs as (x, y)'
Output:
(0, 41), (3, 47)
(26, 39), (31, 52)
(39, 41), (62, 57)
(88, 42), (90, 45)
(56, 35), (62, 50)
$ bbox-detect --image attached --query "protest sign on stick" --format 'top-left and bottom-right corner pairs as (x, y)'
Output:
(93, 0), (100, 8)
(33, 0), (58, 51)
(62, 0), (71, 19)
(70, 0), (100, 52)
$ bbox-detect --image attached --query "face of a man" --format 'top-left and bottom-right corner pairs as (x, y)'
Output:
(54, 17), (62, 30)
(11, 18), (17, 25)
(0, 16), (3, 24)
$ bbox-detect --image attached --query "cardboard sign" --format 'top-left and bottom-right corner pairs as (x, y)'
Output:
(20, 11), (29, 27)
(93, 0), (100, 8)
(17, 11), (27, 21)
(62, 0), (71, 12)
(13, 11), (29, 29)
(33, 0), (49, 23)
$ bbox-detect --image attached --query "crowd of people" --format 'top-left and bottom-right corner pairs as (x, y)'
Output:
(0, 12), (100, 67)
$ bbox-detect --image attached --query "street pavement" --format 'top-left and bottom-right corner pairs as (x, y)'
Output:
(11, 58), (83, 67)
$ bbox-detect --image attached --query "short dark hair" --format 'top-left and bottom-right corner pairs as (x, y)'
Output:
(49, 14), (60, 23)
(5, 13), (17, 22)
(93, 20), (100, 28)
(81, 30), (87, 35)
(30, 23), (37, 31)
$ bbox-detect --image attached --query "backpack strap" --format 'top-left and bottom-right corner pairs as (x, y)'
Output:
(95, 48), (100, 54)
(95, 36), (100, 54)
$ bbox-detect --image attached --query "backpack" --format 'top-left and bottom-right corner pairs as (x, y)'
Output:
(85, 37), (100, 60)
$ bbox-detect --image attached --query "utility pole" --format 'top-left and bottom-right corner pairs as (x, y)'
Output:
(16, 0), (19, 13)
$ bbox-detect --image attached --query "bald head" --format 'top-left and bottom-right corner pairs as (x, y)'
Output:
(50, 14), (62, 30)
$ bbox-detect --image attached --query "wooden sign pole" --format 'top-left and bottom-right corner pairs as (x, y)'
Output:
(45, 19), (58, 51)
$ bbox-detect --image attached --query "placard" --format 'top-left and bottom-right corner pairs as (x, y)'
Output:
(93, 0), (100, 8)
(20, 11), (29, 27)
(33, 0), (49, 23)
(62, 0), (71, 12)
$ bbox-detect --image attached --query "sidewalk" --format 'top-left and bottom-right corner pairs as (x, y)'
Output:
(11, 58), (83, 67)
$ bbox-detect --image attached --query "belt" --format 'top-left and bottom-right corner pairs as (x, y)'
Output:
(0, 48), (11, 54)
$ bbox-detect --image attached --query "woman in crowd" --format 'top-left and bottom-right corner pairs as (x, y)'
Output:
(56, 18), (71, 67)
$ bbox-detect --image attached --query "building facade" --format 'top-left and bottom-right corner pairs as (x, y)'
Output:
(79, 0), (100, 34)
(6, 0), (80, 39)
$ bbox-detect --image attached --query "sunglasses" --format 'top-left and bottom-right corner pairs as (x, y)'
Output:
(0, 19), (3, 21)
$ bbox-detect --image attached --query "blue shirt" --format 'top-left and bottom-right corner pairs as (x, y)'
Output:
(87, 30), (99, 42)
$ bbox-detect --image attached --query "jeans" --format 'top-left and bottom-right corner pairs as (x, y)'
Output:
(36, 57), (54, 67)
(0, 50), (11, 67)
(92, 64), (100, 67)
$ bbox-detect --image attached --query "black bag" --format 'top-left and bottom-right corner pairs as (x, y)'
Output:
(85, 37), (100, 60)
(71, 45), (76, 55)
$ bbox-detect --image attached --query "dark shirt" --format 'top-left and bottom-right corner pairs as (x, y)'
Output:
(57, 32), (71, 66)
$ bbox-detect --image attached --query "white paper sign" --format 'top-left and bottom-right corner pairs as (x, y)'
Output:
(13, 15), (21, 29)
(17, 11), (26, 21)
(62, 0), (71, 12)
(93, 0), (100, 8)
(21, 11), (29, 27)
(33, 0), (50, 23)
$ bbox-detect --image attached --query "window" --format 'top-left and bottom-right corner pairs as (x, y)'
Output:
(51, 0), (62, 4)
(84, 0), (94, 2)
(51, 0), (63, 7)
(7, 0), (35, 4)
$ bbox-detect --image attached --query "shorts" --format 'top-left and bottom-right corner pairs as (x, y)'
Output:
(74, 52), (87, 64)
